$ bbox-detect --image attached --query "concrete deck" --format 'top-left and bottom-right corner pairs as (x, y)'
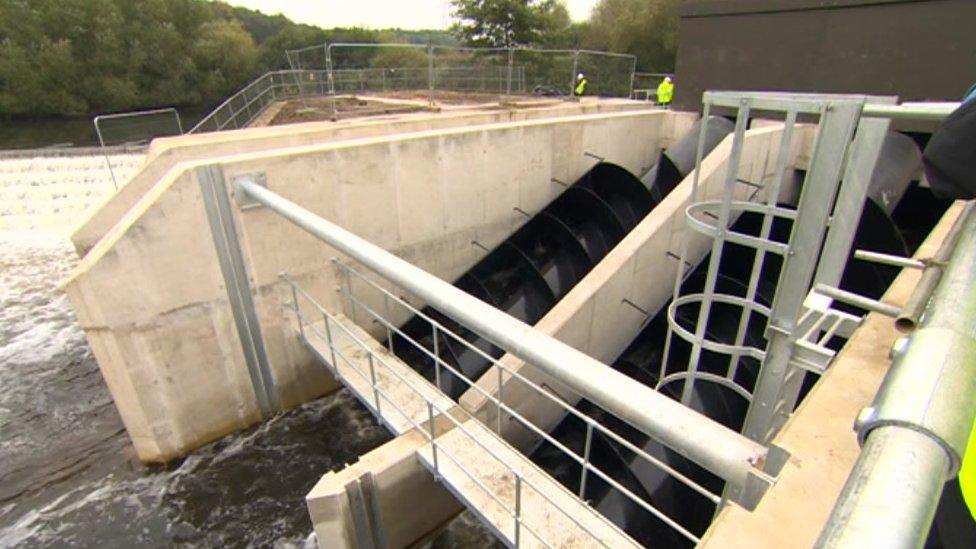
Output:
(303, 314), (454, 436)
(416, 417), (642, 548)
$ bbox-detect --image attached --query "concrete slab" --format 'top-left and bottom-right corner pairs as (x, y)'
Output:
(302, 314), (454, 436)
(72, 99), (667, 256)
(306, 428), (463, 548)
(416, 416), (642, 548)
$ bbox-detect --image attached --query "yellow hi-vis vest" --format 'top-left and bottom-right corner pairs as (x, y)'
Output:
(657, 80), (674, 104)
(961, 419), (976, 520)
(575, 78), (587, 96)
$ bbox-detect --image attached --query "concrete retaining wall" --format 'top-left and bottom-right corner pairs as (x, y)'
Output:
(65, 108), (693, 462)
(71, 99), (661, 257)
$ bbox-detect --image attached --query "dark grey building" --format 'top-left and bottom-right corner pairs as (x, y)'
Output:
(673, 0), (976, 110)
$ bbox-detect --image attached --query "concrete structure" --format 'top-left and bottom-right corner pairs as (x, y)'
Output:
(304, 121), (811, 547)
(65, 103), (693, 463)
(71, 98), (658, 256)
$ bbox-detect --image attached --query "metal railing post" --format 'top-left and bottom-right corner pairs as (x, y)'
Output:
(290, 283), (304, 339)
(514, 474), (523, 547)
(323, 312), (338, 373)
(432, 324), (441, 391)
(427, 401), (440, 479)
(326, 45), (337, 118)
(570, 50), (580, 97)
(506, 48), (514, 95)
(427, 43), (435, 107)
(579, 422), (594, 498)
(368, 353), (381, 415)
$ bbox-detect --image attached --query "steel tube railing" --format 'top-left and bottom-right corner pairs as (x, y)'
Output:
(284, 274), (612, 547)
(233, 175), (768, 491)
(818, 426), (949, 548)
(817, 204), (976, 547)
(896, 201), (975, 332)
(336, 260), (722, 505)
(287, 267), (707, 543)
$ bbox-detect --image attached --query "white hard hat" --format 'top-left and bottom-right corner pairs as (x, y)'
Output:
(664, 76), (672, 82)
(578, 73), (584, 79)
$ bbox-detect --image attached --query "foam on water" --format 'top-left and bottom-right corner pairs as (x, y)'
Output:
(0, 231), (497, 547)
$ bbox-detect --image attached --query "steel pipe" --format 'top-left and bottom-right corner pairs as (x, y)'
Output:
(862, 103), (960, 122)
(813, 283), (901, 318)
(896, 202), (975, 332)
(817, 204), (976, 547)
(815, 426), (949, 549)
(230, 174), (768, 491)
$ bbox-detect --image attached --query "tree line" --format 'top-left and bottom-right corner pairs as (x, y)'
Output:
(0, 0), (454, 118)
(0, 0), (679, 119)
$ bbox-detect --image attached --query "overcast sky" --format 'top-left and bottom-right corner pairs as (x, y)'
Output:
(221, 0), (600, 30)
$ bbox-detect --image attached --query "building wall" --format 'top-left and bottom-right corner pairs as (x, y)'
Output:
(673, 0), (976, 110)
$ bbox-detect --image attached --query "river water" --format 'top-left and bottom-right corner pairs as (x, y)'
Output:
(0, 232), (495, 547)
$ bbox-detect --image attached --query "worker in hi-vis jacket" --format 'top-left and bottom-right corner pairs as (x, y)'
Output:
(574, 73), (587, 96)
(657, 76), (674, 108)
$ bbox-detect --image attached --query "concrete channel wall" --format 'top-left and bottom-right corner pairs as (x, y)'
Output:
(64, 107), (693, 463)
(71, 99), (661, 257)
(306, 122), (813, 548)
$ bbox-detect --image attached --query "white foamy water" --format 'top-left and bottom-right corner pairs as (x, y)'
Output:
(0, 153), (143, 235)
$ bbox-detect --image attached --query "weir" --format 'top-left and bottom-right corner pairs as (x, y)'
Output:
(63, 93), (975, 548)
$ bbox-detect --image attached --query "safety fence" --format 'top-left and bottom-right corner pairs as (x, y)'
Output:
(288, 42), (638, 99)
(93, 107), (182, 188)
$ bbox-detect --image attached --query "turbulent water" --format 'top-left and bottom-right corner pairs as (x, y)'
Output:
(0, 233), (496, 547)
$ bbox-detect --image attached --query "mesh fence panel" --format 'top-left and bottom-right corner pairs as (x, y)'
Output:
(575, 51), (637, 98)
(514, 49), (576, 96)
(286, 44), (329, 71)
(94, 109), (183, 147)
(431, 46), (511, 93)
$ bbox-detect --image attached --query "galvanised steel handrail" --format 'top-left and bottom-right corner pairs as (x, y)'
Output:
(817, 203), (976, 548)
(231, 175), (769, 494)
(331, 259), (719, 541)
(188, 65), (530, 135)
(282, 274), (602, 547)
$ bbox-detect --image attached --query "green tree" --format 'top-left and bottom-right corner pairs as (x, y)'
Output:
(583, 0), (681, 72)
(192, 19), (257, 99)
(370, 47), (428, 69)
(449, 0), (571, 47)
